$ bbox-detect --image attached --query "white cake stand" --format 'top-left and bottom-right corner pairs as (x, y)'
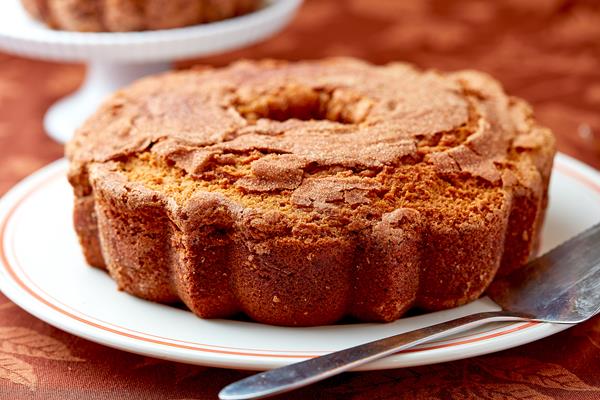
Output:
(0, 0), (302, 143)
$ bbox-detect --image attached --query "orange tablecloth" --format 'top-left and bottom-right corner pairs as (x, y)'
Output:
(1, 0), (599, 398)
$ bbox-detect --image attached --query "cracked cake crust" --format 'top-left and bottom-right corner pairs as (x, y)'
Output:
(66, 58), (555, 326)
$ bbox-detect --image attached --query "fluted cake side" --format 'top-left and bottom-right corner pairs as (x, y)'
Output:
(67, 59), (555, 326)
(21, 0), (261, 32)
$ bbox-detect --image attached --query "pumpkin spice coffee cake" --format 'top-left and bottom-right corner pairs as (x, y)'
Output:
(66, 58), (555, 326)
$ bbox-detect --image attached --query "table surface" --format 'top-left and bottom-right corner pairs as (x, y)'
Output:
(1, 0), (599, 399)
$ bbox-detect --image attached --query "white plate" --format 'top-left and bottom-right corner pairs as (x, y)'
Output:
(0, 153), (598, 371)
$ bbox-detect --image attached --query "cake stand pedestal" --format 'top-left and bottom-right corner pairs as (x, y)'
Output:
(0, 0), (302, 143)
(45, 62), (171, 143)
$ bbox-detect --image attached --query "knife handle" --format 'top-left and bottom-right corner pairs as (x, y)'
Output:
(219, 310), (528, 400)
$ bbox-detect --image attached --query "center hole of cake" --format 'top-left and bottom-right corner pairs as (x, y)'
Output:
(234, 85), (372, 124)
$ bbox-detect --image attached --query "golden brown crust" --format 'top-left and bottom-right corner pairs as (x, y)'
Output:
(20, 0), (261, 32)
(67, 59), (556, 326)
(73, 195), (105, 268)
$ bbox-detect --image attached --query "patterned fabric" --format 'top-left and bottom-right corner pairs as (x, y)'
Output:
(0, 0), (599, 398)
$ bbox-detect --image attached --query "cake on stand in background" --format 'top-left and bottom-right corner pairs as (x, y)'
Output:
(20, 0), (262, 32)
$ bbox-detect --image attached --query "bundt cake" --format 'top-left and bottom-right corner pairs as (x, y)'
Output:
(21, 0), (261, 32)
(66, 58), (556, 326)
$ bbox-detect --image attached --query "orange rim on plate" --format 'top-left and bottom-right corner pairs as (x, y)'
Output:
(0, 159), (596, 359)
